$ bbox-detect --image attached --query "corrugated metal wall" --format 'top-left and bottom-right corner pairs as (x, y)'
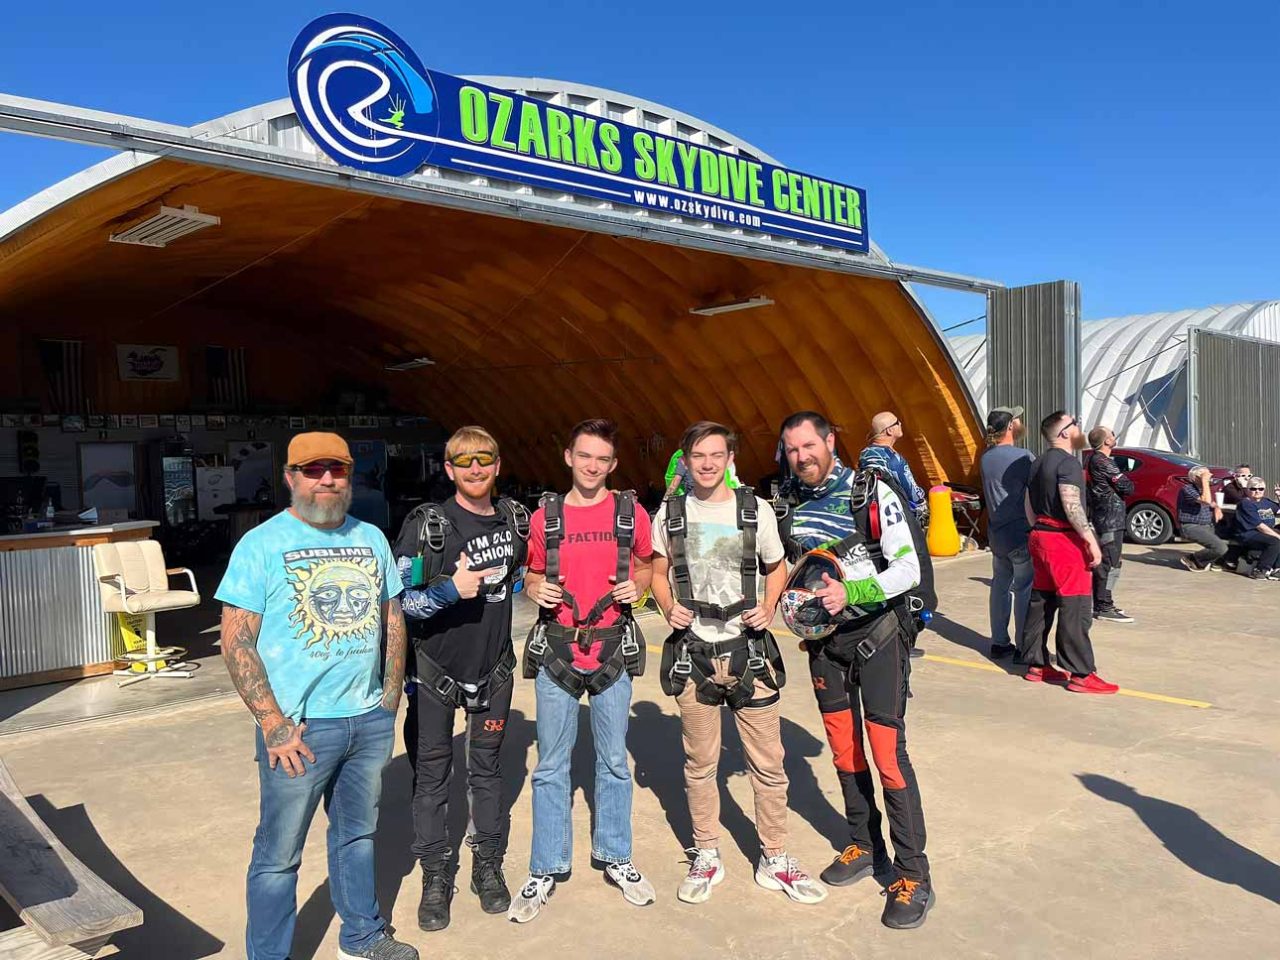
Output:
(987, 281), (1082, 454)
(0, 545), (116, 679)
(1189, 328), (1280, 484)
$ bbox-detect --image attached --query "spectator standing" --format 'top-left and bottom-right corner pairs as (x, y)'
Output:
(1082, 426), (1134, 623)
(979, 406), (1034, 659)
(858, 411), (928, 526)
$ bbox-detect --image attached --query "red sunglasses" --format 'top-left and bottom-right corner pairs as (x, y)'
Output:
(291, 461), (350, 479)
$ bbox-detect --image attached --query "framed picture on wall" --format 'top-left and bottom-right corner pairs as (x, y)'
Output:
(139, 415), (159, 429)
(191, 414), (207, 428)
(121, 414), (139, 428)
(176, 415), (192, 431)
(207, 414), (226, 430)
(159, 414), (176, 427)
(106, 415), (121, 429)
(0, 414), (18, 428)
(61, 415), (86, 433)
(79, 442), (139, 518)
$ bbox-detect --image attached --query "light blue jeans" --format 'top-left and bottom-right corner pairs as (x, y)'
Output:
(529, 669), (634, 875)
(246, 705), (395, 960)
(990, 536), (1034, 649)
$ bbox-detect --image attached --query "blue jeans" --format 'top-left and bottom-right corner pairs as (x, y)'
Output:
(246, 705), (396, 960)
(990, 536), (1033, 648)
(529, 669), (633, 875)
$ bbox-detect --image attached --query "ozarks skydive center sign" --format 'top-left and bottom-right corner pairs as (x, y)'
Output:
(287, 14), (869, 253)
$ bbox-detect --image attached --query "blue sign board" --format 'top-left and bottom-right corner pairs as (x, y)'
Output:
(288, 14), (869, 252)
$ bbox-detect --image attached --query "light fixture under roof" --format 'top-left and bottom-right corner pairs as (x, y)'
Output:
(385, 357), (436, 372)
(109, 204), (220, 247)
(688, 296), (774, 317)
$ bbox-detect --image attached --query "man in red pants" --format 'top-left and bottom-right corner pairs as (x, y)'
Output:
(1021, 411), (1119, 694)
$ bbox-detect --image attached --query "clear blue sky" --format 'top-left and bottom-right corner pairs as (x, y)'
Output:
(1, 0), (1277, 334)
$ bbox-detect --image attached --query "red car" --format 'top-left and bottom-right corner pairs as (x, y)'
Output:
(1109, 447), (1232, 545)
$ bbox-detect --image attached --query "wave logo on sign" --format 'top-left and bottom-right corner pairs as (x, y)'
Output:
(287, 14), (441, 176)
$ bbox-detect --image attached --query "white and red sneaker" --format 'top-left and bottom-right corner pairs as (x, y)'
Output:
(755, 853), (827, 904)
(677, 847), (724, 904)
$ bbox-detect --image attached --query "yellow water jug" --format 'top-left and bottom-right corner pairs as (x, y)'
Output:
(926, 485), (961, 557)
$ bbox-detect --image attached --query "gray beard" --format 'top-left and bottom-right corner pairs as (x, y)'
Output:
(292, 485), (352, 525)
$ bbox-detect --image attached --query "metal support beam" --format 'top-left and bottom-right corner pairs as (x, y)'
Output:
(0, 93), (1004, 294)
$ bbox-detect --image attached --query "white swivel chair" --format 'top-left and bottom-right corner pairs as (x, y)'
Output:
(93, 540), (200, 687)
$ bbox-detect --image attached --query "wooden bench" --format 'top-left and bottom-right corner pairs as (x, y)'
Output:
(0, 760), (141, 959)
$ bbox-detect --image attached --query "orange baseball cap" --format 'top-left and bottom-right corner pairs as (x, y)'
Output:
(287, 432), (353, 467)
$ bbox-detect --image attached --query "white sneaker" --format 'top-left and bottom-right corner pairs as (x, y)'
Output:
(507, 874), (554, 924)
(677, 847), (725, 904)
(755, 853), (827, 904)
(604, 860), (656, 906)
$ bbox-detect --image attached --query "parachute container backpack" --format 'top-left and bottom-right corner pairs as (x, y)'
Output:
(780, 548), (850, 641)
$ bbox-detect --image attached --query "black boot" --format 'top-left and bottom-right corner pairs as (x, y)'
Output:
(470, 842), (511, 914)
(418, 855), (455, 932)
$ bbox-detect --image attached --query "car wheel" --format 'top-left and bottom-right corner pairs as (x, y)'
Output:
(1127, 504), (1173, 545)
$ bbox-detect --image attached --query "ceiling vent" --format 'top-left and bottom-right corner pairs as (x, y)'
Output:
(109, 204), (220, 248)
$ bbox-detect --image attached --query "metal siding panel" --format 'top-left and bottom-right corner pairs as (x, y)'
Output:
(1192, 330), (1280, 483)
(0, 545), (114, 679)
(988, 281), (1081, 454)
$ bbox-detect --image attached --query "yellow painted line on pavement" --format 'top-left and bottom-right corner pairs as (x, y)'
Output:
(920, 653), (1212, 709)
(638, 620), (1212, 708)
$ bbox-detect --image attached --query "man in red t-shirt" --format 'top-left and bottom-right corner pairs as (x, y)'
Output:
(507, 419), (654, 924)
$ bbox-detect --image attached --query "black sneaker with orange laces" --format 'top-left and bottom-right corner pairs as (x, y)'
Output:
(820, 844), (885, 887)
(881, 876), (933, 929)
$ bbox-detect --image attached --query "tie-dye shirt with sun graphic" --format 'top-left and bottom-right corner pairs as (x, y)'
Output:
(216, 510), (402, 720)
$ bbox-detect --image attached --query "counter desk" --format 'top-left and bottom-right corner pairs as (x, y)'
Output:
(0, 521), (158, 690)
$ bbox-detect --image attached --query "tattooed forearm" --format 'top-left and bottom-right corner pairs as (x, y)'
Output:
(381, 598), (408, 711)
(1058, 485), (1093, 539)
(220, 604), (287, 731)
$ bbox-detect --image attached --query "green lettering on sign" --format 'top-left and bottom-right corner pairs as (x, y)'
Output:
(677, 142), (700, 192)
(834, 188), (846, 225)
(517, 101), (547, 158)
(748, 163), (765, 206)
(459, 86), (489, 144)
(846, 188), (863, 229)
(600, 123), (622, 173)
(788, 173), (804, 215)
(698, 148), (719, 195)
(726, 155), (748, 204)
(819, 181), (834, 221)
(546, 108), (572, 162)
(633, 131), (656, 181)
(572, 114), (600, 169)
(655, 136), (678, 187)
(488, 93), (517, 151)
(772, 168), (789, 211)
(802, 176), (820, 222)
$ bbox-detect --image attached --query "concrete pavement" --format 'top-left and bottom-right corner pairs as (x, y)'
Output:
(1, 543), (1277, 958)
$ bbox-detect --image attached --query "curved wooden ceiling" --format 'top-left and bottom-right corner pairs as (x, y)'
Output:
(0, 159), (982, 490)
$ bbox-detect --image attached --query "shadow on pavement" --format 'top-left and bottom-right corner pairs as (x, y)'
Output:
(1078, 774), (1280, 906)
(628, 700), (851, 866)
(1121, 548), (1191, 569)
(294, 706), (541, 958)
(927, 613), (1021, 676)
(26, 796), (224, 959)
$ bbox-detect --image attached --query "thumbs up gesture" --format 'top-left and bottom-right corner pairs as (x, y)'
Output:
(452, 551), (499, 599)
(818, 572), (849, 615)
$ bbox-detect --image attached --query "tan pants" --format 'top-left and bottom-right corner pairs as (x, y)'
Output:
(676, 658), (789, 857)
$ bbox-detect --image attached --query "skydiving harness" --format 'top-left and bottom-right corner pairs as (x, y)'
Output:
(774, 467), (933, 665)
(400, 498), (530, 712)
(522, 491), (645, 699)
(658, 486), (787, 710)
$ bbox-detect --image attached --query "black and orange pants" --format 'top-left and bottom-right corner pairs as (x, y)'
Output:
(809, 612), (929, 881)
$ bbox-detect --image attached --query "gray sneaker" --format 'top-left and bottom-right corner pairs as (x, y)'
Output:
(604, 860), (656, 906)
(338, 934), (419, 960)
(507, 874), (555, 924)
